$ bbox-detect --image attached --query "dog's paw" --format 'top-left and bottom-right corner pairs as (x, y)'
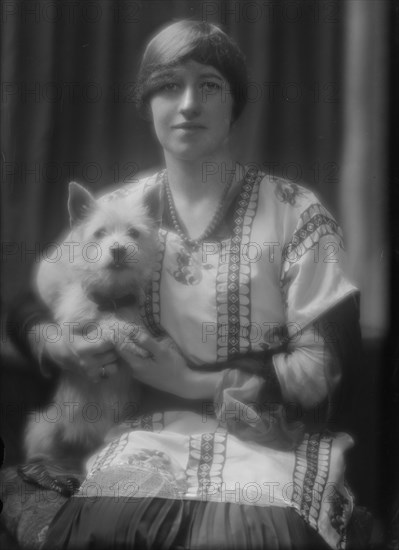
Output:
(18, 461), (81, 497)
(122, 340), (151, 359)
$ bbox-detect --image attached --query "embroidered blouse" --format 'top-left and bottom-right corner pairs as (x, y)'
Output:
(100, 167), (358, 416)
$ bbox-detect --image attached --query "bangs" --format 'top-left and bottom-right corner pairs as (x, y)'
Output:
(135, 20), (248, 121)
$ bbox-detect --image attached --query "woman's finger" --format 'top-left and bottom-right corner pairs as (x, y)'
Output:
(94, 350), (119, 364)
(118, 347), (147, 367)
(128, 332), (165, 358)
(72, 334), (115, 357)
(80, 351), (118, 368)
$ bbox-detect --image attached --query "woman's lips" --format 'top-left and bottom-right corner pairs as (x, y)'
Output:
(172, 123), (206, 130)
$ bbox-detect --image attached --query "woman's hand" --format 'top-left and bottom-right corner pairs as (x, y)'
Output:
(29, 322), (119, 379)
(117, 334), (223, 400)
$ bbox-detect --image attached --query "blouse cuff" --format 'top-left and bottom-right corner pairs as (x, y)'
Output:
(216, 351), (284, 401)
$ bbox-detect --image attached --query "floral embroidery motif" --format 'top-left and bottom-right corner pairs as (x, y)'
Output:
(125, 449), (187, 494)
(166, 243), (213, 286)
(273, 177), (304, 205)
(327, 485), (351, 549)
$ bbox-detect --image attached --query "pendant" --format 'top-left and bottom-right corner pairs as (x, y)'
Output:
(167, 242), (213, 286)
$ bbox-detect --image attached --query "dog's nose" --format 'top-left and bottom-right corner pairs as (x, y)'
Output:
(109, 243), (127, 263)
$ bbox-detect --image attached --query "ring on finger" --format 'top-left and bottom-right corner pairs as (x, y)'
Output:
(100, 362), (118, 379)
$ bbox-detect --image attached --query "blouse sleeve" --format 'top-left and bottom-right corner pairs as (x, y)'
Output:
(280, 200), (358, 337)
(273, 320), (338, 410)
(274, 196), (360, 409)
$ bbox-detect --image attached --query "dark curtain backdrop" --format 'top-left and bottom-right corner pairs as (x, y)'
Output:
(1, 0), (389, 337)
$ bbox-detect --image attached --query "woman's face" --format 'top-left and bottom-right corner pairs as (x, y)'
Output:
(149, 60), (233, 162)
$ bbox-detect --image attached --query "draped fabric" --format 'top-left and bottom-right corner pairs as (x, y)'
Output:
(1, 0), (389, 338)
(43, 411), (353, 550)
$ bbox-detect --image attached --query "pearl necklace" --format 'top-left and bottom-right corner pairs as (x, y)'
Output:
(163, 168), (236, 250)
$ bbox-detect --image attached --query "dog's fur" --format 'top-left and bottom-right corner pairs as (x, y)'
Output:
(22, 182), (161, 491)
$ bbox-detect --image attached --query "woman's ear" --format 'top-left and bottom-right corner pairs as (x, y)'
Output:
(68, 182), (97, 227)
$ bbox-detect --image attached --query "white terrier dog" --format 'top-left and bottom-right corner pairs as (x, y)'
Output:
(19, 181), (161, 495)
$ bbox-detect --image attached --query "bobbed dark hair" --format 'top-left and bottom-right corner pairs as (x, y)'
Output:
(135, 20), (248, 122)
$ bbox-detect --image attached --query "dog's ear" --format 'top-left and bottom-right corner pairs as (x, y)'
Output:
(68, 182), (97, 226)
(142, 181), (164, 225)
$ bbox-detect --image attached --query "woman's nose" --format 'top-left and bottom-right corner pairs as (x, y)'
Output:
(178, 86), (201, 117)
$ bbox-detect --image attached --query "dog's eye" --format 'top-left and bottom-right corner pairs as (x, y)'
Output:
(94, 228), (107, 239)
(128, 228), (140, 239)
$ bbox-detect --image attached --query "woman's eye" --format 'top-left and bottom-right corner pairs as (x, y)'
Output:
(201, 81), (222, 93)
(160, 82), (179, 92)
(94, 228), (107, 239)
(128, 228), (140, 239)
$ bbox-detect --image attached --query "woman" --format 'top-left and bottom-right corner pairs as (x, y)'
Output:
(10, 19), (363, 549)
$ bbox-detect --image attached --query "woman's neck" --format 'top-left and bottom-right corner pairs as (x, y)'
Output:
(164, 151), (238, 201)
(162, 150), (245, 241)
